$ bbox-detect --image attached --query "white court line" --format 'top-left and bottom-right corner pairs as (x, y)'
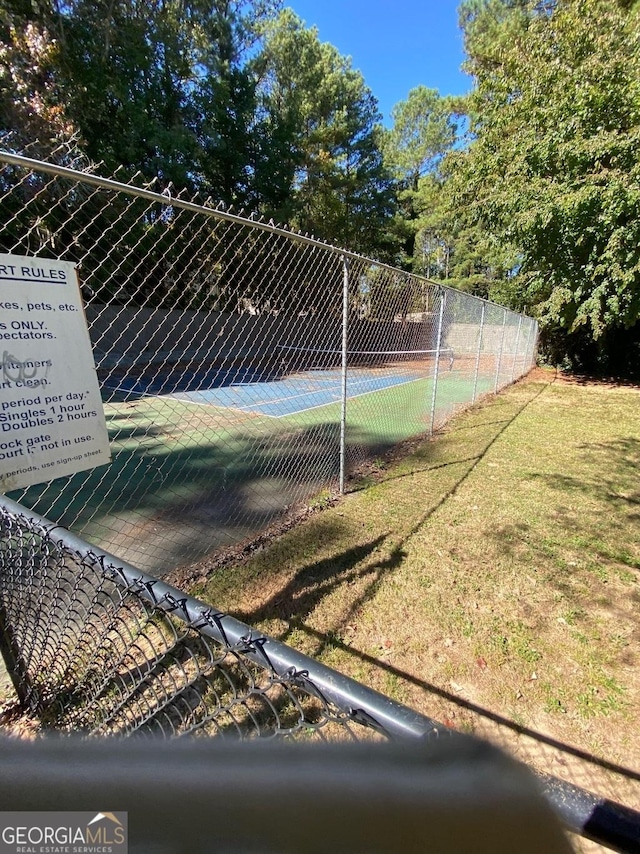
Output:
(260, 373), (427, 418)
(106, 370), (428, 420)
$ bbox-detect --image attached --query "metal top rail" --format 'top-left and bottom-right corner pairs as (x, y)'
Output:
(0, 149), (525, 316)
(1, 494), (639, 851)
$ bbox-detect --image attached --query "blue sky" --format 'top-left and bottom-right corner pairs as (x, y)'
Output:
(285, 1), (471, 126)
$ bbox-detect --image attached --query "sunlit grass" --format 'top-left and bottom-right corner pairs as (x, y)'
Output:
(197, 368), (640, 800)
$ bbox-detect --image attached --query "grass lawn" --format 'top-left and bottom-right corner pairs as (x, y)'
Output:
(192, 367), (640, 820)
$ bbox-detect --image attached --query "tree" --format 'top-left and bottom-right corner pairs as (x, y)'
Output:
(256, 10), (395, 255)
(448, 0), (640, 374)
(1, 0), (202, 186)
(382, 86), (457, 270)
(413, 150), (517, 297)
(193, 2), (261, 207)
(0, 0), (77, 155)
(2, 0), (283, 196)
(384, 86), (456, 192)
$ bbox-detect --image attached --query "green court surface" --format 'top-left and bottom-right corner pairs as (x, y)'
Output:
(8, 370), (495, 569)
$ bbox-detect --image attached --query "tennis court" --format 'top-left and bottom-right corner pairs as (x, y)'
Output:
(103, 349), (453, 418)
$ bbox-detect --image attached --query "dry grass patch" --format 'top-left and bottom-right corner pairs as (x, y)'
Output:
(195, 367), (640, 814)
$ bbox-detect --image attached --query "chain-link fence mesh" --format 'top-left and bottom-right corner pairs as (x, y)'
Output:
(1, 497), (639, 853)
(0, 141), (538, 577)
(0, 496), (441, 741)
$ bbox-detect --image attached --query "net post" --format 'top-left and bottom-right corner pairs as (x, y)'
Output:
(472, 301), (486, 404)
(494, 308), (507, 393)
(511, 315), (523, 382)
(339, 255), (349, 494)
(429, 287), (446, 436)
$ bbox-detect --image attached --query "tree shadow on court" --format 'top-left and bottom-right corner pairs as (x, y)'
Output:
(103, 411), (170, 442)
(7, 417), (404, 574)
(7, 367), (552, 580)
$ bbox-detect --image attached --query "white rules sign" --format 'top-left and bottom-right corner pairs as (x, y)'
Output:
(0, 253), (111, 491)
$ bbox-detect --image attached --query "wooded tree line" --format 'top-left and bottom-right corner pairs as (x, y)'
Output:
(1, 0), (639, 375)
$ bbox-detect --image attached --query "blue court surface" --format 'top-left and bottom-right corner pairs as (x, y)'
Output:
(104, 365), (427, 417)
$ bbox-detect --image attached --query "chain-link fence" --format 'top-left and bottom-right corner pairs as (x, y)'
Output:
(1, 496), (639, 853)
(0, 141), (538, 576)
(0, 495), (422, 741)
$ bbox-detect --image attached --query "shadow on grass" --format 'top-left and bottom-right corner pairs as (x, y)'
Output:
(243, 536), (406, 626)
(488, 435), (640, 605)
(348, 376), (555, 494)
(280, 618), (640, 786)
(529, 436), (640, 521)
(235, 373), (556, 635)
(225, 371), (640, 793)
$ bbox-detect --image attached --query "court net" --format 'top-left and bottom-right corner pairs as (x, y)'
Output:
(99, 346), (455, 399)
(276, 344), (455, 373)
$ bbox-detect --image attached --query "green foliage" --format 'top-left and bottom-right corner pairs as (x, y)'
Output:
(1, 0), (282, 199)
(0, 0), (77, 154)
(411, 167), (515, 296)
(382, 87), (458, 270)
(3, 0), (639, 378)
(257, 10), (395, 254)
(383, 86), (456, 190)
(54, 0), (201, 187)
(448, 0), (640, 373)
(1, 1), (396, 256)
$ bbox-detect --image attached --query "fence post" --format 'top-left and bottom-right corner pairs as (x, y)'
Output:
(0, 605), (40, 713)
(472, 301), (486, 404)
(339, 255), (349, 494)
(533, 321), (541, 369)
(429, 287), (446, 435)
(521, 320), (533, 375)
(494, 308), (508, 393)
(510, 315), (523, 383)
(528, 320), (539, 371)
